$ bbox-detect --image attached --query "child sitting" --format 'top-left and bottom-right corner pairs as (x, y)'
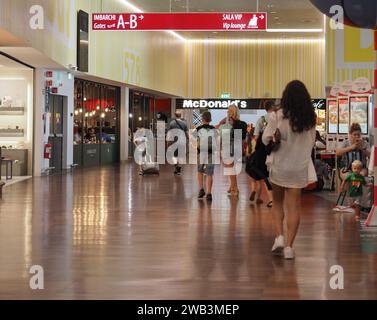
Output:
(340, 160), (369, 220)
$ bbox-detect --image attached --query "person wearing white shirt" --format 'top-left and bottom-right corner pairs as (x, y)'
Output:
(262, 80), (316, 260)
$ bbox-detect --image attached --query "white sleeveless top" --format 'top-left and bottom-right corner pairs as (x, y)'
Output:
(262, 109), (316, 188)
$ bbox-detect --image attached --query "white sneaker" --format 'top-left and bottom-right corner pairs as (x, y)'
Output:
(271, 235), (285, 255)
(284, 246), (295, 260)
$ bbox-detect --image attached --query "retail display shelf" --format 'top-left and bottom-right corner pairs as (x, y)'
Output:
(0, 129), (25, 137)
(0, 107), (25, 115)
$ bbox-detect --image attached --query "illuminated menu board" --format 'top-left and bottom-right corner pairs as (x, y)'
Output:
(350, 96), (368, 134)
(327, 99), (338, 134)
(338, 98), (349, 134)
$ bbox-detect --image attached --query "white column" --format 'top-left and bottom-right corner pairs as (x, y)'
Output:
(33, 68), (49, 176)
(366, 30), (377, 227)
(120, 86), (130, 161)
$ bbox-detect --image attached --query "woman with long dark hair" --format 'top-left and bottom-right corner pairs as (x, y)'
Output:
(262, 80), (316, 259)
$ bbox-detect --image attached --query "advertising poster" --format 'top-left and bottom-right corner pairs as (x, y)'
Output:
(327, 99), (338, 134)
(338, 98), (349, 134)
(350, 96), (368, 134)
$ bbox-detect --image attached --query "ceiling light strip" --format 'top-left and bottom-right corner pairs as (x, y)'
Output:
(187, 38), (325, 44)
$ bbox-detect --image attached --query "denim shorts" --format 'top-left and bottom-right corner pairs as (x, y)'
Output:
(197, 164), (215, 176)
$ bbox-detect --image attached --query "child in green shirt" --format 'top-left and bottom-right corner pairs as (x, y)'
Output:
(340, 160), (368, 220)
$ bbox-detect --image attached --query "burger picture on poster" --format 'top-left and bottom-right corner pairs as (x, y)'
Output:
(338, 98), (349, 134)
(350, 97), (368, 134)
(328, 100), (338, 133)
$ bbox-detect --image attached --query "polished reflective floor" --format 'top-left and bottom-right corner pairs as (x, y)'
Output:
(0, 163), (376, 299)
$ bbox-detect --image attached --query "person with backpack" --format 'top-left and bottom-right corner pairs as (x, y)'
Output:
(167, 111), (189, 176)
(192, 111), (218, 201)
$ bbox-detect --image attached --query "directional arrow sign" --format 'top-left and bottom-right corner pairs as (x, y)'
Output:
(92, 13), (268, 31)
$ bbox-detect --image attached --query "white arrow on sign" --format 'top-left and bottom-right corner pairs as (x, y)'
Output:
(259, 14), (265, 20)
(139, 14), (144, 20)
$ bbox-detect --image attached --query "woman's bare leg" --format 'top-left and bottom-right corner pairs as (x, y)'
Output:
(285, 188), (302, 247)
(272, 184), (285, 237)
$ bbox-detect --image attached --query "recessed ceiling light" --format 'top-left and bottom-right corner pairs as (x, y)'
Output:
(213, 31), (218, 34)
(270, 11), (277, 14)
(274, 17), (279, 20)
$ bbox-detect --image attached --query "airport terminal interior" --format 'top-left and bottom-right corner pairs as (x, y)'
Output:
(0, 0), (377, 300)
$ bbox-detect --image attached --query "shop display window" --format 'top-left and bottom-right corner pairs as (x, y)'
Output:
(0, 56), (33, 176)
(73, 79), (120, 167)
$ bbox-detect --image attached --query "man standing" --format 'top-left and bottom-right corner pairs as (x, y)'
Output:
(167, 111), (189, 175)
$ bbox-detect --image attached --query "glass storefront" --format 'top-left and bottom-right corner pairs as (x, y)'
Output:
(0, 54), (34, 178)
(73, 79), (120, 167)
(128, 91), (172, 157)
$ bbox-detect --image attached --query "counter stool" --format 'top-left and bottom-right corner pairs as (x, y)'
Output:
(1, 158), (13, 180)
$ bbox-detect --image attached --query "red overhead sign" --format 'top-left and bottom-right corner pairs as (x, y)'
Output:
(92, 13), (267, 31)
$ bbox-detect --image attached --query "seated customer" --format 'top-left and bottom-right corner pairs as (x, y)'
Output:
(336, 123), (370, 180)
(85, 128), (96, 142)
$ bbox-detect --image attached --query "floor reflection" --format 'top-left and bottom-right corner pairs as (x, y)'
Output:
(0, 163), (376, 299)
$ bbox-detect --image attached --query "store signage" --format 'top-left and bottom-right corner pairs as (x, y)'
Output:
(177, 99), (325, 110)
(92, 13), (267, 31)
(313, 99), (326, 110)
(180, 99), (248, 109)
(329, 83), (342, 97)
(339, 80), (353, 96)
(351, 77), (372, 94)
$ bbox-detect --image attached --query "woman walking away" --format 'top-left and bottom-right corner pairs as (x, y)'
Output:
(262, 80), (316, 260)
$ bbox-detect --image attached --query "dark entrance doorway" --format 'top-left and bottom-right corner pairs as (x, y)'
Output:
(48, 95), (64, 173)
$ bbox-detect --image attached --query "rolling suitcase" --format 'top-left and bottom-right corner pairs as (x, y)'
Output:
(141, 155), (159, 176)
